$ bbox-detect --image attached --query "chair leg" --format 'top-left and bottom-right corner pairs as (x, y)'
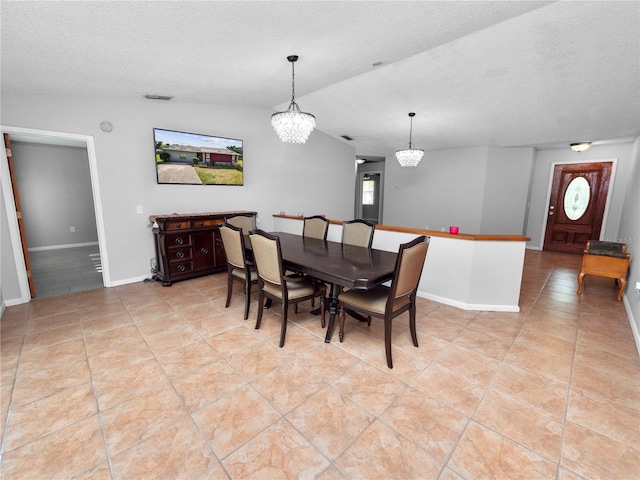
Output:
(577, 272), (585, 294)
(409, 305), (419, 347)
(320, 295), (326, 328)
(225, 275), (233, 308)
(384, 316), (393, 369)
(617, 278), (626, 302)
(243, 279), (251, 320)
(255, 291), (265, 330)
(279, 301), (288, 347)
(338, 304), (345, 342)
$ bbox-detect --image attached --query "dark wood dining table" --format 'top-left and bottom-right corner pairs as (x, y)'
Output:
(258, 232), (398, 343)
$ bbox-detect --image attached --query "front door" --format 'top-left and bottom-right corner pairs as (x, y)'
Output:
(543, 161), (612, 254)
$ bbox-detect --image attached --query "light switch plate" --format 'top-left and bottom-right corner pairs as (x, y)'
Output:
(136, 205), (143, 214)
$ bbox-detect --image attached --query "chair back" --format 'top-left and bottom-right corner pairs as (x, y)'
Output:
(225, 214), (256, 234)
(389, 236), (429, 302)
(219, 223), (247, 269)
(249, 230), (283, 287)
(303, 216), (329, 240)
(342, 219), (375, 248)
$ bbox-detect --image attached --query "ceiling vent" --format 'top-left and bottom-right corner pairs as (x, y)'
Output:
(341, 135), (353, 141)
(144, 94), (174, 101)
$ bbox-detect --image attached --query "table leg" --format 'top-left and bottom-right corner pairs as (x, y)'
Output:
(324, 283), (341, 343)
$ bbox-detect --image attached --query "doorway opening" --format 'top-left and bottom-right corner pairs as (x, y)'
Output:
(1, 126), (109, 302)
(355, 156), (384, 224)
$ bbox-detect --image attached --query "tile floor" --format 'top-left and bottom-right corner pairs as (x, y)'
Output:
(1, 250), (639, 479)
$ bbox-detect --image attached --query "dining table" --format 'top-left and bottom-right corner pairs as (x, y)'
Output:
(251, 232), (398, 343)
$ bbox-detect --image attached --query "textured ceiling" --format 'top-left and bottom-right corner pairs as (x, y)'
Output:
(1, 1), (639, 156)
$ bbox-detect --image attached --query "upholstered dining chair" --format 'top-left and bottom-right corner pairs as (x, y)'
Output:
(249, 230), (326, 347)
(342, 219), (375, 248)
(219, 223), (258, 320)
(337, 235), (429, 368)
(303, 215), (329, 240)
(225, 214), (256, 234)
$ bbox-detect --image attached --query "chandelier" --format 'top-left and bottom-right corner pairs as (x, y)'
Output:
(271, 55), (316, 145)
(396, 112), (424, 167)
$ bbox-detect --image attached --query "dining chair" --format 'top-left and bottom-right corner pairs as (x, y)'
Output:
(225, 214), (256, 234)
(303, 215), (329, 240)
(337, 235), (429, 368)
(249, 230), (326, 347)
(342, 219), (375, 248)
(219, 222), (258, 320)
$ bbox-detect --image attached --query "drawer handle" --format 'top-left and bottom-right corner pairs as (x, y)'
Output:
(175, 238), (184, 245)
(199, 221), (205, 226)
(177, 264), (186, 272)
(200, 247), (208, 255)
(176, 223), (182, 228)
(176, 251), (184, 259)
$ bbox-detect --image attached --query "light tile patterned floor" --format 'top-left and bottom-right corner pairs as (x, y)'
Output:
(1, 250), (639, 479)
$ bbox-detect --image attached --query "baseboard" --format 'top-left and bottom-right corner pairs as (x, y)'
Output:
(623, 294), (640, 359)
(417, 291), (520, 313)
(28, 242), (99, 252)
(3, 296), (30, 307)
(107, 275), (152, 288)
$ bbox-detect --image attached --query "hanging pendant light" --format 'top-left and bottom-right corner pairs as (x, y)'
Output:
(396, 112), (424, 167)
(271, 55), (316, 145)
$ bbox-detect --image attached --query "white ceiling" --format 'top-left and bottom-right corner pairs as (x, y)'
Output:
(1, 1), (639, 156)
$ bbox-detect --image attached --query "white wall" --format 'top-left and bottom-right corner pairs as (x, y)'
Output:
(383, 146), (534, 235)
(481, 146), (535, 235)
(384, 147), (488, 232)
(618, 136), (640, 355)
(525, 142), (635, 250)
(11, 141), (98, 249)
(1, 92), (356, 300)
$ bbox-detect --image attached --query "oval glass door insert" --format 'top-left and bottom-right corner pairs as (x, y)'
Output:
(564, 176), (590, 220)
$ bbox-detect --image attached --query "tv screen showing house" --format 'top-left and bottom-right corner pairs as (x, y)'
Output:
(154, 128), (243, 185)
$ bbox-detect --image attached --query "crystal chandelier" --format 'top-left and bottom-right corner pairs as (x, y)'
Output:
(396, 112), (424, 167)
(271, 55), (316, 145)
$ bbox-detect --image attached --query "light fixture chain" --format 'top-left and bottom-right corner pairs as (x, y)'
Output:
(291, 61), (296, 104)
(409, 116), (414, 149)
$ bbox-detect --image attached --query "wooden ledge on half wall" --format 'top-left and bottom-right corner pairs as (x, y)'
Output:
(272, 213), (530, 242)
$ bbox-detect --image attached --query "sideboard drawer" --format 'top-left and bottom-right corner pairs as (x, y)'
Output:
(191, 218), (223, 228)
(165, 221), (190, 231)
(169, 261), (194, 275)
(168, 248), (193, 261)
(167, 234), (192, 247)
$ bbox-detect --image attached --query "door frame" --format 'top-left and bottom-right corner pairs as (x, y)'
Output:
(539, 158), (618, 250)
(1, 125), (110, 304)
(356, 170), (384, 224)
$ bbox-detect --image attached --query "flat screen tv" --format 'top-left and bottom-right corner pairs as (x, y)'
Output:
(154, 128), (243, 185)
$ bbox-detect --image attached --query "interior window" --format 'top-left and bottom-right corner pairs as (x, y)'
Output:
(564, 176), (590, 220)
(362, 179), (375, 206)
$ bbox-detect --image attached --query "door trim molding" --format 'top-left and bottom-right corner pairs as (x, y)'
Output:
(1, 125), (111, 303)
(539, 158), (618, 250)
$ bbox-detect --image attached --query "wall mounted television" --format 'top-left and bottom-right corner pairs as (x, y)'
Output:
(154, 128), (243, 185)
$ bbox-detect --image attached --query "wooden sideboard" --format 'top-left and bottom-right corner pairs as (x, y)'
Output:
(150, 211), (256, 286)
